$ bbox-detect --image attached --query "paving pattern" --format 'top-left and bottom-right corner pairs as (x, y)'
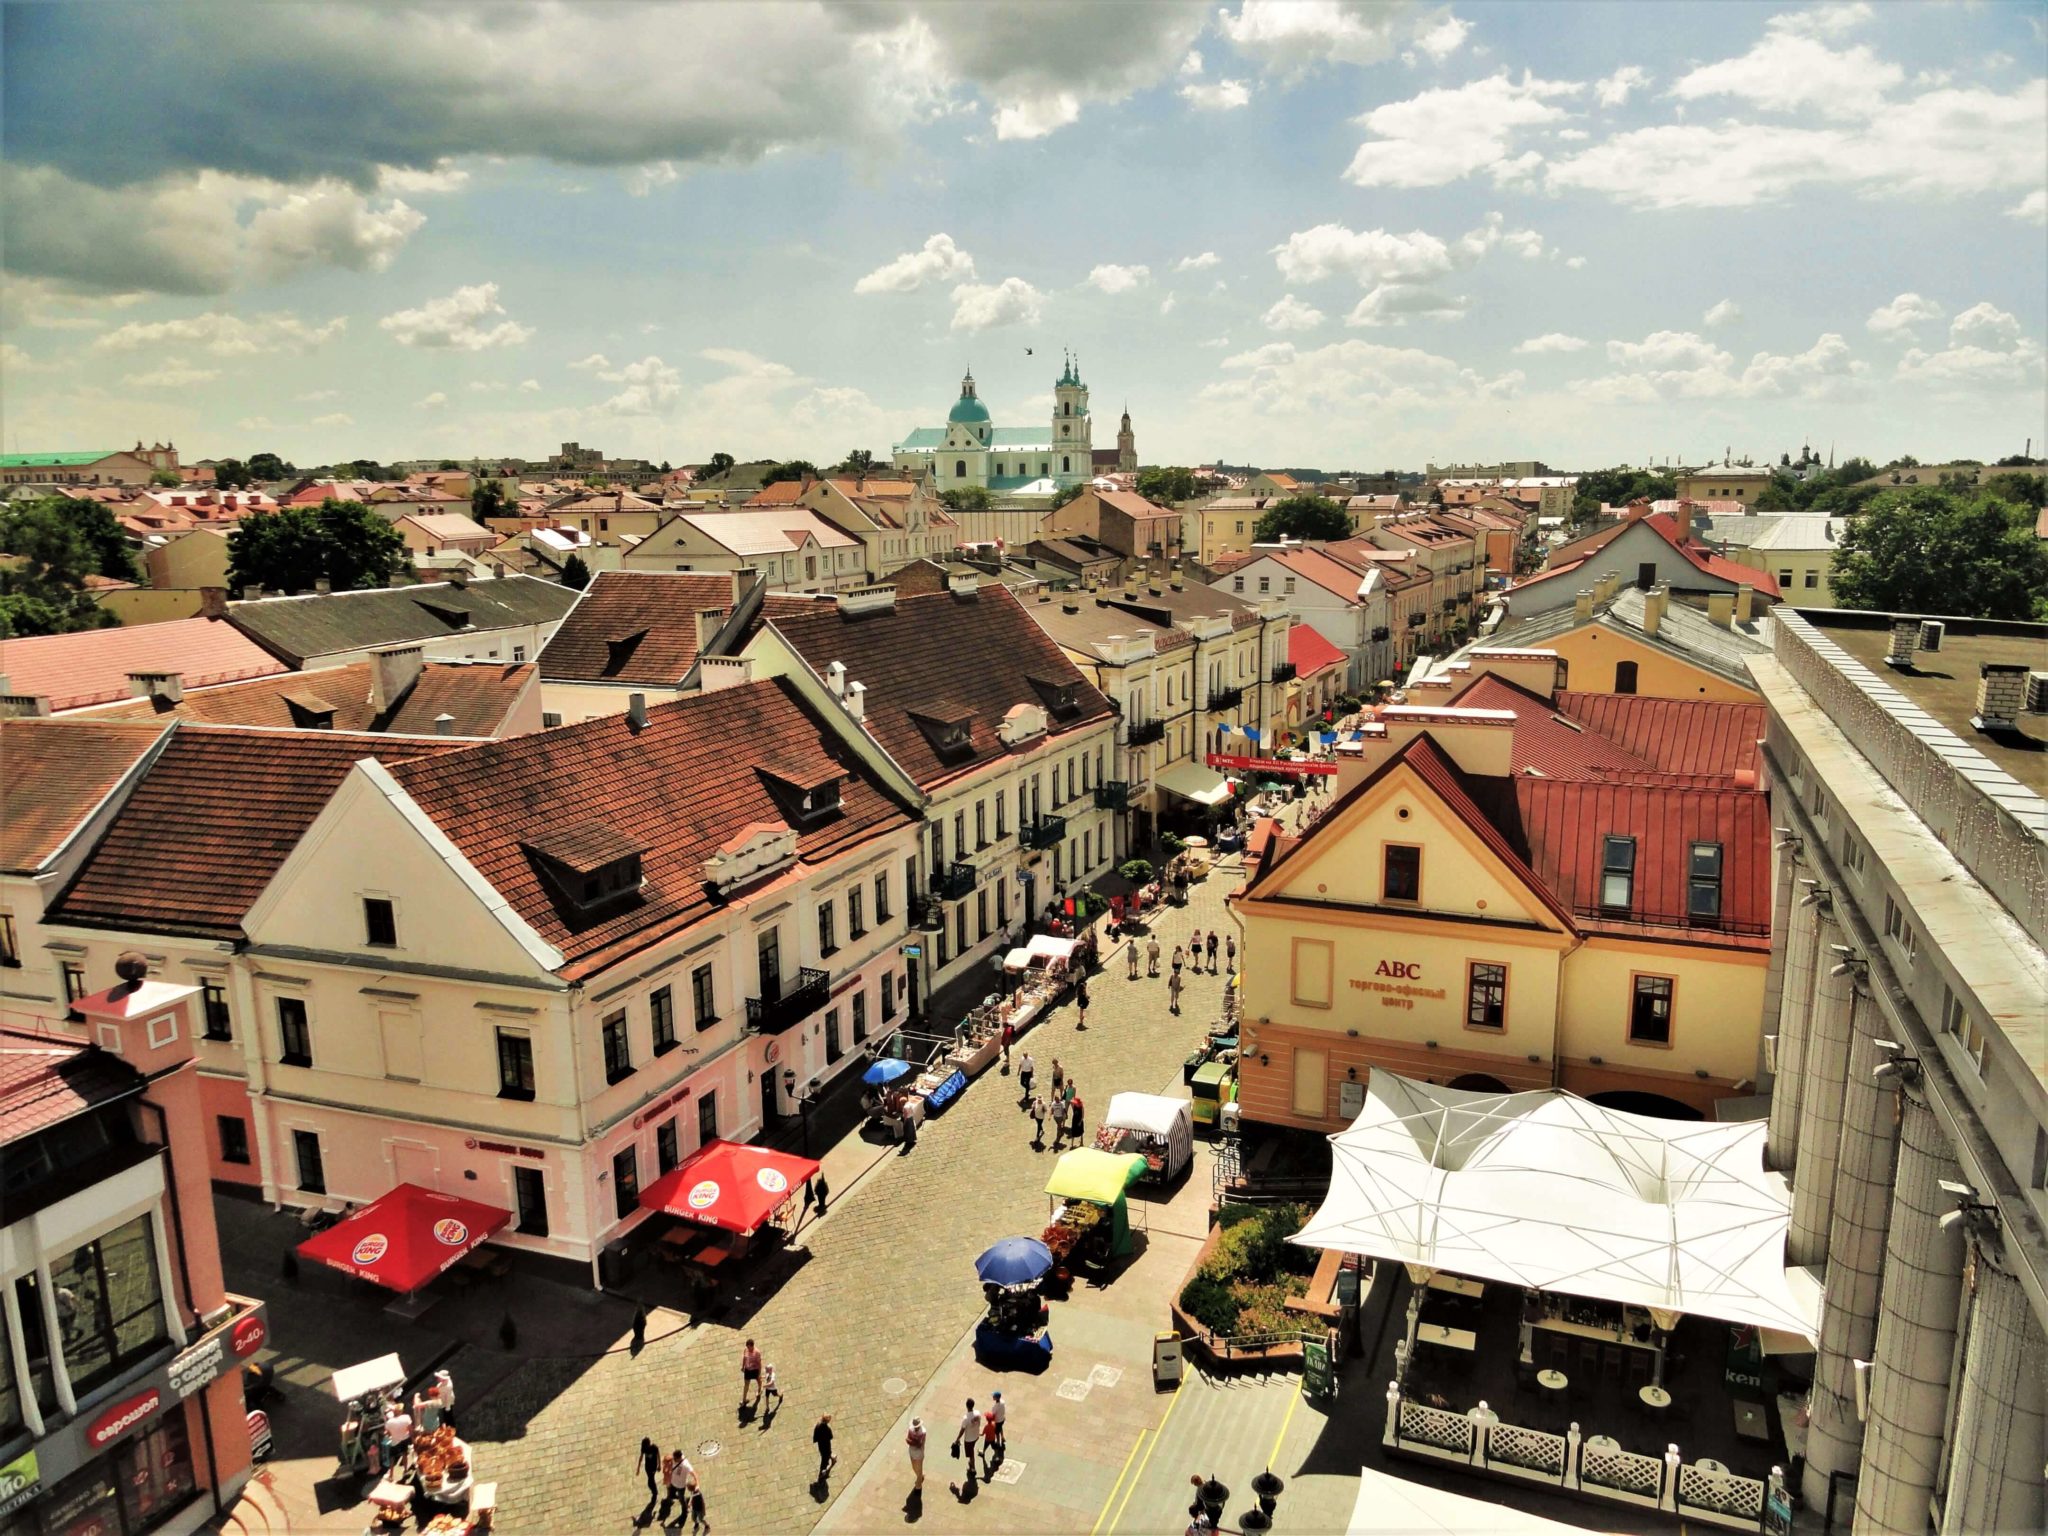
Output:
(458, 853), (1252, 1536)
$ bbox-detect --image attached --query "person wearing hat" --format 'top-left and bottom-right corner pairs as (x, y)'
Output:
(905, 1417), (928, 1491)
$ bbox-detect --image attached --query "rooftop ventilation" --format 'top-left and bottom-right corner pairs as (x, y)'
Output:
(836, 585), (897, 616)
(1973, 663), (2029, 733)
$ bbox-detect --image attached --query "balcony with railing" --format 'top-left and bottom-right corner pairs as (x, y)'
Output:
(745, 966), (829, 1034)
(1125, 717), (1166, 746)
(1270, 661), (1297, 684)
(913, 896), (945, 930)
(1094, 780), (1131, 811)
(1205, 683), (1245, 711)
(933, 860), (978, 900)
(1407, 611), (1427, 627)
(1441, 596), (1459, 612)
(1022, 815), (1067, 851)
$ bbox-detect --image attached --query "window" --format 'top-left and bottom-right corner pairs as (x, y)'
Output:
(1884, 895), (1917, 963)
(954, 810), (966, 852)
(697, 1089), (718, 1144)
(497, 1030), (536, 1099)
(1804, 570), (1819, 589)
(543, 711), (564, 728)
(818, 900), (837, 957)
(686, 964), (716, 1031)
(976, 800), (987, 847)
(825, 1007), (843, 1063)
(201, 980), (232, 1041)
(218, 1115), (251, 1165)
(1842, 833), (1866, 875)
(294, 1128), (325, 1193)
(657, 1118), (680, 1175)
(956, 903), (968, 952)
(363, 897), (397, 947)
(277, 997), (311, 1065)
(955, 460), (966, 478)
(758, 928), (782, 1000)
(47, 1215), (167, 1396)
(1601, 837), (1636, 910)
(994, 792), (1008, 838)
(1613, 660), (1638, 695)
(649, 985), (677, 1052)
(514, 1165), (548, 1236)
(602, 1009), (632, 1083)
(1629, 975), (1674, 1046)
(1382, 844), (1421, 903)
(881, 971), (897, 1020)
(1067, 758), (1077, 799)
(0, 912), (16, 967)
(62, 961), (87, 1013)
(1466, 963), (1507, 1030)
(1285, 576), (1296, 595)
(1233, 576), (1245, 593)
(1688, 843), (1723, 921)
(513, 645), (527, 663)
(1259, 576), (1270, 593)
(1777, 570), (1793, 588)
(848, 885), (865, 938)
(612, 1146), (639, 1220)
(852, 991), (868, 1042)
(936, 926), (949, 967)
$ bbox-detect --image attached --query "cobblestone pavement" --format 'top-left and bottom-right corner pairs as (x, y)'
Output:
(459, 849), (1255, 1536)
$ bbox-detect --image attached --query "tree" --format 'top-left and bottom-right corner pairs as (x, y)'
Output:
(1135, 465), (1198, 503)
(0, 497), (133, 636)
(1252, 495), (1350, 543)
(1570, 466), (1677, 523)
(212, 458), (254, 490)
(1831, 485), (2048, 620)
(227, 500), (407, 595)
(705, 452), (736, 478)
(245, 452), (293, 482)
(1049, 484), (1083, 510)
(150, 468), (182, 487)
(471, 480), (510, 521)
(840, 448), (877, 477)
(938, 485), (993, 512)
(762, 459), (818, 485)
(438, 459), (462, 471)
(560, 553), (592, 591)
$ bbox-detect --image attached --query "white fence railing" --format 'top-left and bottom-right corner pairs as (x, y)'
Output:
(1382, 1384), (1777, 1532)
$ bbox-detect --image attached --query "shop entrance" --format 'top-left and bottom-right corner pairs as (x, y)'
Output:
(761, 1068), (779, 1128)
(513, 1165), (548, 1236)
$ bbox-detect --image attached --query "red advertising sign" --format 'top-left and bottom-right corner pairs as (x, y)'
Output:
(1206, 753), (1340, 776)
(230, 1315), (267, 1358)
(87, 1387), (163, 1448)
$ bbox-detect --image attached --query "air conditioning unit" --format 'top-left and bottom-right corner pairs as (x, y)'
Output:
(1917, 620), (1944, 652)
(2026, 673), (2048, 714)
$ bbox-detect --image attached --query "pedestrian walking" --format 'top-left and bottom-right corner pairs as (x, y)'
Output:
(1225, 935), (1237, 972)
(1171, 945), (1185, 982)
(990, 1390), (1007, 1455)
(981, 1402), (1001, 1469)
(1206, 932), (1220, 971)
(658, 1450), (693, 1523)
(1127, 941), (1140, 980)
(1067, 1092), (1085, 1147)
(1075, 978), (1090, 1029)
(689, 1478), (709, 1534)
(1188, 928), (1203, 967)
(638, 1437), (661, 1499)
(811, 1172), (829, 1218)
(1048, 1095), (1065, 1151)
(1018, 1050), (1035, 1101)
(1050, 1057), (1065, 1098)
(906, 1417), (928, 1490)
(1147, 936), (1162, 976)
(1001, 1020), (1015, 1067)
(1029, 1095), (1047, 1149)
(813, 1415), (836, 1480)
(954, 1400), (981, 1481)
(1168, 968), (1183, 1014)
(740, 1339), (762, 1406)
(762, 1362), (782, 1412)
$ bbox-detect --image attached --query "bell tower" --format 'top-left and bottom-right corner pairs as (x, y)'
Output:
(1052, 351), (1092, 488)
(1117, 404), (1136, 474)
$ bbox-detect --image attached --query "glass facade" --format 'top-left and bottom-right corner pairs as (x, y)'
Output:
(47, 1216), (168, 1399)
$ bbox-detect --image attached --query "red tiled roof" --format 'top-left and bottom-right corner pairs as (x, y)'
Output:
(0, 1029), (144, 1144)
(1, 617), (290, 711)
(1553, 692), (1766, 780)
(1093, 490), (1179, 522)
(1444, 675), (1656, 779)
(1645, 513), (1782, 596)
(0, 719), (167, 873)
(51, 726), (461, 940)
(537, 570), (738, 685)
(88, 660), (530, 737)
(755, 585), (1113, 790)
(1256, 547), (1369, 602)
(386, 678), (917, 978)
(1208, 552), (1255, 576)
(1288, 623), (1347, 679)
(746, 480), (808, 505)
(1507, 553), (1594, 593)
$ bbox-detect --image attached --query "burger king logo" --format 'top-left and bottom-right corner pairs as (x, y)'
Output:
(351, 1233), (389, 1266)
(755, 1168), (788, 1195)
(686, 1179), (720, 1210)
(432, 1218), (469, 1247)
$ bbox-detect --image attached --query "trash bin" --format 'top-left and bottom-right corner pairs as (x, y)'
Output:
(598, 1239), (635, 1289)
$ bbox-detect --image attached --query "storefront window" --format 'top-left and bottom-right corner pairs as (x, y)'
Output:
(117, 1409), (196, 1533)
(49, 1215), (168, 1398)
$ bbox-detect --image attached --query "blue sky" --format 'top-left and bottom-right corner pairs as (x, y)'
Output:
(4, 0), (2044, 471)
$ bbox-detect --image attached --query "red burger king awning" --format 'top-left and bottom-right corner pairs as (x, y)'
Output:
(296, 1183), (511, 1294)
(638, 1139), (820, 1235)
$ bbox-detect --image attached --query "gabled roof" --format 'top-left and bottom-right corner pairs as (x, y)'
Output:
(1090, 489), (1179, 521)
(51, 726), (462, 940)
(1443, 675), (1657, 778)
(1288, 622), (1347, 678)
(0, 720), (168, 873)
(2, 617), (290, 711)
(753, 585), (1113, 790)
(0, 451), (120, 468)
(1553, 692), (1767, 780)
(1243, 547), (1372, 602)
(0, 1029), (145, 1145)
(86, 659), (531, 737)
(661, 510), (858, 557)
(396, 511), (496, 542)
(385, 678), (916, 979)
(228, 576), (579, 665)
(537, 571), (738, 685)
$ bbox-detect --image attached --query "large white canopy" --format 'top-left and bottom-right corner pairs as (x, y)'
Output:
(1103, 1092), (1188, 1138)
(1294, 1072), (1818, 1338)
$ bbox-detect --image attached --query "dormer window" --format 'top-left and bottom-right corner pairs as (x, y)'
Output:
(910, 705), (976, 758)
(1027, 675), (1081, 720)
(523, 820), (648, 918)
(758, 762), (846, 823)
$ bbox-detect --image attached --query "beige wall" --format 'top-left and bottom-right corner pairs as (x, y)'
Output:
(1728, 544), (1837, 606)
(1536, 622), (1759, 701)
(94, 587), (211, 626)
(147, 530), (232, 589)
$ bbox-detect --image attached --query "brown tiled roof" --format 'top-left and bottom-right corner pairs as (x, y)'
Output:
(1093, 490), (1179, 522)
(0, 720), (167, 873)
(386, 678), (916, 978)
(87, 660), (531, 737)
(1, 617), (290, 711)
(0, 1029), (144, 1145)
(50, 726), (461, 940)
(537, 571), (738, 685)
(755, 585), (1114, 789)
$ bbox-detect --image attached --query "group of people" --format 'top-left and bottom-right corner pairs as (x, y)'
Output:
(901, 1390), (1008, 1497)
(1017, 1053), (1085, 1150)
(370, 1369), (455, 1480)
(639, 1440), (709, 1532)
(1127, 924), (1235, 1015)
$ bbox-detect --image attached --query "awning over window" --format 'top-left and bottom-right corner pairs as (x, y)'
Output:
(638, 1139), (820, 1234)
(297, 1184), (511, 1294)
(1155, 760), (1234, 806)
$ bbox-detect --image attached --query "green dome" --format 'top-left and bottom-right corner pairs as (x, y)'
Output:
(948, 393), (991, 425)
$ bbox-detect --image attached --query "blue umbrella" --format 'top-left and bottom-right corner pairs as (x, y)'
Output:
(975, 1236), (1055, 1286)
(862, 1058), (913, 1087)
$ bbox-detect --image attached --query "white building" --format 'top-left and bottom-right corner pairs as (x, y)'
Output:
(892, 358), (1096, 493)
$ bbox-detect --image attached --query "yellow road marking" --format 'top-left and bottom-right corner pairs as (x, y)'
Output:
(1090, 1428), (1148, 1536)
(1266, 1370), (1305, 1472)
(1105, 1377), (1185, 1535)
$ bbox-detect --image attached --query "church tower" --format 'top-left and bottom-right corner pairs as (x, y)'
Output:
(1052, 351), (1092, 488)
(1117, 405), (1136, 474)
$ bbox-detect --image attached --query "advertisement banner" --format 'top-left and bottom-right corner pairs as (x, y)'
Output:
(1205, 753), (1340, 777)
(1304, 1334), (1335, 1399)
(0, 1450), (39, 1518)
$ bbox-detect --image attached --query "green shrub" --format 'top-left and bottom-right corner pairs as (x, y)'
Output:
(1178, 1273), (1240, 1335)
(1117, 858), (1155, 886)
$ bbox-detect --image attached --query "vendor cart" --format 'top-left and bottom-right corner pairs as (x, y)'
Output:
(331, 1353), (406, 1474)
(1190, 1060), (1237, 1133)
(1043, 1150), (1148, 1276)
(1097, 1093), (1194, 1184)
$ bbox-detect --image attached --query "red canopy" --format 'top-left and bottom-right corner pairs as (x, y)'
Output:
(638, 1139), (820, 1235)
(296, 1183), (511, 1294)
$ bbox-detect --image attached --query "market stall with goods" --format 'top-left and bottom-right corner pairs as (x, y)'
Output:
(1043, 1150), (1148, 1273)
(297, 1184), (512, 1295)
(332, 1354), (407, 1475)
(1096, 1093), (1194, 1184)
(639, 1139), (819, 1272)
(971, 1236), (1056, 1369)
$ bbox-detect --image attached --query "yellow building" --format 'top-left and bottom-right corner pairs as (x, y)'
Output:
(1721, 515), (1847, 606)
(1230, 656), (1773, 1127)
(1470, 584), (1769, 700)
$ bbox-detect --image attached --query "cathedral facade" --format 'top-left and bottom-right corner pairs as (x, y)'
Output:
(892, 357), (1100, 494)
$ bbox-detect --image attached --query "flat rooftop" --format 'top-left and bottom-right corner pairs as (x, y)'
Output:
(1806, 611), (2048, 795)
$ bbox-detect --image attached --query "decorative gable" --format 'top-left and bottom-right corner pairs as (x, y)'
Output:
(997, 701), (1049, 746)
(703, 822), (798, 894)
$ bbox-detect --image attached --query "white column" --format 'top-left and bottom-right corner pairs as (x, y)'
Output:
(36, 1259), (76, 1417)
(1765, 884), (1820, 1171)
(1800, 993), (1896, 1508)
(1938, 1250), (2047, 1536)
(1786, 917), (1853, 1267)
(1856, 1086), (1966, 1535)
(1, 1281), (44, 1436)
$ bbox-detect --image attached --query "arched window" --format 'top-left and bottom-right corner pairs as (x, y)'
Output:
(955, 460), (967, 479)
(1063, 402), (1070, 416)
(1061, 455), (1070, 473)
(1614, 660), (1639, 695)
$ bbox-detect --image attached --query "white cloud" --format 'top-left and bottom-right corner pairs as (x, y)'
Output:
(1866, 292), (1943, 339)
(992, 93), (1081, 139)
(295, 388), (340, 402)
(1263, 294), (1326, 332)
(1948, 302), (2021, 347)
(1587, 328), (1868, 401)
(1272, 224), (1454, 286)
(1180, 49), (1204, 77)
(376, 161), (470, 195)
(379, 282), (533, 351)
(1345, 72), (1580, 188)
(1411, 12), (1471, 62)
(244, 185), (424, 280)
(1513, 333), (1588, 354)
(1, 342), (60, 374)
(1594, 65), (1650, 106)
(1768, 3), (1874, 41)
(237, 417), (274, 432)
(854, 233), (977, 294)
(1180, 77), (1251, 111)
(416, 391), (449, 409)
(519, 378), (542, 392)
(1200, 335), (1233, 348)
(1704, 298), (1743, 328)
(312, 411), (356, 427)
(93, 310), (346, 355)
(625, 161), (679, 196)
(1895, 335), (2044, 390)
(1607, 331), (1733, 371)
(1218, 1), (1407, 77)
(1201, 337), (1521, 416)
(1565, 255), (1587, 269)
(1088, 263), (1151, 294)
(569, 353), (611, 371)
(122, 359), (220, 388)
(1175, 252), (1221, 272)
(594, 355), (683, 415)
(1160, 293), (1178, 316)
(1346, 285), (1469, 327)
(2007, 189), (2048, 225)
(949, 277), (1044, 332)
(1672, 31), (1903, 120)
(469, 380), (507, 393)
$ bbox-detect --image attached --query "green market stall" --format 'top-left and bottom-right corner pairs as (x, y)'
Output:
(1044, 1150), (1147, 1272)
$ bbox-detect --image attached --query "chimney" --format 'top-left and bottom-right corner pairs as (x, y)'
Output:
(314, 577), (332, 595)
(1975, 664), (2029, 731)
(1734, 582), (1755, 624)
(1596, 570), (1621, 604)
(125, 670), (185, 705)
(1642, 585), (1668, 637)
(847, 681), (867, 722)
(627, 692), (650, 730)
(825, 660), (847, 697)
(946, 570), (980, 597)
(1573, 588), (1595, 623)
(1885, 618), (1918, 667)
(369, 644), (425, 714)
(1706, 592), (1735, 628)
(242, 584), (263, 601)
(197, 586), (228, 620)
(697, 655), (755, 693)
(694, 606), (730, 653)
(433, 712), (456, 736)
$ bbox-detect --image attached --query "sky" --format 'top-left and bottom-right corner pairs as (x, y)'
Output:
(3, 0), (2045, 473)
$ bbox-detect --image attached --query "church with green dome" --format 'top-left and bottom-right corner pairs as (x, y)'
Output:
(890, 356), (1095, 494)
